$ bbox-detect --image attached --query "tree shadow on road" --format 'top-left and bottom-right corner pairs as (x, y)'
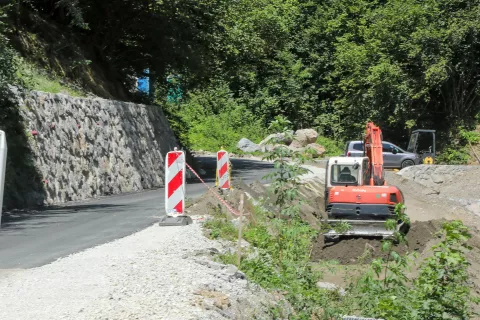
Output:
(1, 204), (126, 232)
(0, 95), (46, 210)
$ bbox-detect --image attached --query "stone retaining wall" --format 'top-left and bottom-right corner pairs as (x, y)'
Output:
(8, 90), (178, 206)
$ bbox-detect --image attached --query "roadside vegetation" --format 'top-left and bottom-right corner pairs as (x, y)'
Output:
(203, 123), (479, 318)
(16, 59), (85, 97)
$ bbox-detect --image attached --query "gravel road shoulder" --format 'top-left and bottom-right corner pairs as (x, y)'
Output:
(0, 221), (280, 320)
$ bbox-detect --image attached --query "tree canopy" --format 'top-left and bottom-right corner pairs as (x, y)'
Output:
(5, 0), (480, 147)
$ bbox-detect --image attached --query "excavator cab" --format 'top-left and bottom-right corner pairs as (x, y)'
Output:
(407, 129), (436, 164)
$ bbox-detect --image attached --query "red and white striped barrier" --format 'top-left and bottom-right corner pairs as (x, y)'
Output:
(165, 148), (186, 216)
(217, 149), (230, 190)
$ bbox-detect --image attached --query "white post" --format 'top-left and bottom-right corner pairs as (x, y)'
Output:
(0, 131), (7, 226)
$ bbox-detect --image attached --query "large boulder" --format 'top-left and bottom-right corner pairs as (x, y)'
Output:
(290, 129), (319, 148)
(305, 143), (326, 158)
(237, 138), (261, 153)
(259, 131), (294, 146)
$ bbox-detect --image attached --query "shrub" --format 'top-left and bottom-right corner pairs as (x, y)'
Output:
(316, 136), (344, 157)
(437, 146), (470, 164)
(164, 83), (267, 152)
(352, 220), (477, 320)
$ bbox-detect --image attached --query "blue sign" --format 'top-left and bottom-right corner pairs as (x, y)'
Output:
(137, 69), (150, 94)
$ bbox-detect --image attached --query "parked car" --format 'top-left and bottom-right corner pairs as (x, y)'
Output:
(344, 140), (419, 169)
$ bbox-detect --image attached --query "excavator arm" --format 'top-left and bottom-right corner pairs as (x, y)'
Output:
(365, 122), (385, 186)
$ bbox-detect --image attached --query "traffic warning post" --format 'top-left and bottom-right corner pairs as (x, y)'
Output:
(216, 149), (231, 190)
(0, 131), (6, 225)
(160, 147), (192, 226)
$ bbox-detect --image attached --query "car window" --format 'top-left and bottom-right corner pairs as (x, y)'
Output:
(382, 143), (393, 153)
(392, 145), (403, 153)
(352, 143), (363, 151)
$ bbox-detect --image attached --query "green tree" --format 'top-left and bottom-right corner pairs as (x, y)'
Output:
(0, 6), (17, 93)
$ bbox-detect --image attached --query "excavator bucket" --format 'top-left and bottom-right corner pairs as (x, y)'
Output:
(323, 219), (405, 242)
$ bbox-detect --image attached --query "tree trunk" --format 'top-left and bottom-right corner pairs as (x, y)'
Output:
(15, 0), (21, 30)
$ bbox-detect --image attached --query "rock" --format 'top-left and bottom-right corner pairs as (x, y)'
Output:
(224, 264), (239, 275)
(287, 145), (304, 153)
(290, 129), (319, 148)
(305, 143), (326, 158)
(258, 131), (293, 146)
(422, 187), (440, 196)
(185, 169), (195, 179)
(316, 282), (346, 296)
(233, 270), (247, 280)
(431, 174), (444, 184)
(236, 138), (261, 153)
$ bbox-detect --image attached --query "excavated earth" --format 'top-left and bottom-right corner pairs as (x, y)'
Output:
(189, 163), (480, 304)
(310, 164), (480, 304)
(312, 220), (443, 264)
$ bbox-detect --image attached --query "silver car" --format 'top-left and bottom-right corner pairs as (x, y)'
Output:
(344, 140), (419, 169)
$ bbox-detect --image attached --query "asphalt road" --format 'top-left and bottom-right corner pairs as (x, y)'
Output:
(0, 156), (274, 269)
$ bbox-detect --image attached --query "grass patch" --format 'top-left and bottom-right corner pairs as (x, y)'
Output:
(203, 210), (238, 241)
(16, 58), (85, 97)
(202, 204), (351, 318)
(316, 136), (344, 157)
(232, 149), (265, 157)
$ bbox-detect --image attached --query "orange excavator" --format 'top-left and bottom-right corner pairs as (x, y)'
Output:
(323, 122), (407, 241)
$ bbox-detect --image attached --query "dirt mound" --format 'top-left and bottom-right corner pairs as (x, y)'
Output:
(312, 220), (443, 265)
(185, 181), (263, 219)
(396, 165), (480, 203)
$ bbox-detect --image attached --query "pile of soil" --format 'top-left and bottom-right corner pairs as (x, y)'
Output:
(312, 220), (443, 264)
(185, 181), (266, 218)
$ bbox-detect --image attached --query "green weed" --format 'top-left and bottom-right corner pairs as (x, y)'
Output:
(316, 136), (344, 157)
(16, 58), (84, 97)
(203, 211), (238, 241)
(352, 220), (477, 320)
(437, 146), (470, 164)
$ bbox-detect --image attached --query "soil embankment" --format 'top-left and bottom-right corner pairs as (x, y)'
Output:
(311, 164), (480, 301)
(312, 220), (442, 264)
(183, 162), (480, 305)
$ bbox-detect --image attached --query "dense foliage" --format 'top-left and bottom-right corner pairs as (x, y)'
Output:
(6, 0), (480, 150)
(0, 6), (16, 92)
(353, 220), (477, 319)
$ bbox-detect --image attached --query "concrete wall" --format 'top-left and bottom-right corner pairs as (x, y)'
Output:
(10, 90), (178, 206)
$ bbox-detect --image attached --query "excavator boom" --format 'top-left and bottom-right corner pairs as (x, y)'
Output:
(365, 122), (385, 186)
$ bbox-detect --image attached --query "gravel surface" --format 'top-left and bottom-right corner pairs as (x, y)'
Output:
(0, 221), (278, 320)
